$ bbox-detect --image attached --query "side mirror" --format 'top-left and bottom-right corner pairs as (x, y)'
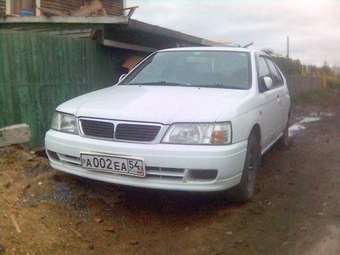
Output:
(118, 74), (127, 83)
(263, 76), (273, 90)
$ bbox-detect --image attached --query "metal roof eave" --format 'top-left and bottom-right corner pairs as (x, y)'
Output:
(118, 19), (224, 47)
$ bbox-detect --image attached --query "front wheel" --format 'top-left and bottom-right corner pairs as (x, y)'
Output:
(228, 132), (261, 203)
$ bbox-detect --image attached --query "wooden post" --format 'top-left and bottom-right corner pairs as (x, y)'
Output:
(5, 0), (11, 15)
(322, 73), (327, 89)
(36, 0), (41, 16)
(286, 36), (290, 59)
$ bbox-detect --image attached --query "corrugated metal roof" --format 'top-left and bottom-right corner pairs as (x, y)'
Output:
(126, 19), (223, 47)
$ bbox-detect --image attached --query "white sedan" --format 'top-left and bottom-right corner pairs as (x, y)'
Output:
(45, 47), (291, 202)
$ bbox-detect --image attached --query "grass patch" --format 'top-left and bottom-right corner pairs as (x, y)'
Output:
(327, 78), (340, 89)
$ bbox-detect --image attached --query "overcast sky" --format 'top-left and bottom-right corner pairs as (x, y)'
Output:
(127, 0), (340, 67)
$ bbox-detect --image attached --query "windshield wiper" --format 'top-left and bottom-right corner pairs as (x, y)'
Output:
(127, 81), (190, 86)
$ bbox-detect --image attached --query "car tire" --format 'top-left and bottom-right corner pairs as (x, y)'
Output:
(228, 132), (261, 203)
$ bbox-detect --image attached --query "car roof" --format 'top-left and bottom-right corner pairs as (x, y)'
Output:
(158, 46), (260, 54)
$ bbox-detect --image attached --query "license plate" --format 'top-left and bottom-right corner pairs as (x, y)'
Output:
(80, 153), (145, 177)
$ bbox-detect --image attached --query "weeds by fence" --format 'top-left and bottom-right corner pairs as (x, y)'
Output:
(287, 75), (322, 98)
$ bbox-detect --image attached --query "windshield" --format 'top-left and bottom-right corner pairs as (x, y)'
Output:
(120, 51), (252, 89)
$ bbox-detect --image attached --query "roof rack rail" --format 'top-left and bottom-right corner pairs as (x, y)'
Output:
(225, 43), (242, 48)
(227, 42), (254, 48)
(242, 42), (254, 48)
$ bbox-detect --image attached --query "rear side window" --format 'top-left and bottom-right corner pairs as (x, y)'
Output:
(274, 63), (285, 84)
(266, 58), (283, 87)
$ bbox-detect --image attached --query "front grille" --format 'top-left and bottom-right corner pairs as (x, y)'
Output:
(115, 124), (161, 142)
(81, 120), (114, 139)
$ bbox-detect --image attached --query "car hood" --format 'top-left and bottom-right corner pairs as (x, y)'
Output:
(57, 85), (250, 124)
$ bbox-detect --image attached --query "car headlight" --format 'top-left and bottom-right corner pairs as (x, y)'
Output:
(162, 122), (232, 145)
(51, 112), (78, 134)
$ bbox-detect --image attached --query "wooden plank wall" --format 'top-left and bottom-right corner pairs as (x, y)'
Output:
(102, 0), (123, 15)
(41, 0), (83, 13)
(0, 0), (123, 17)
(0, 0), (5, 16)
(0, 29), (123, 147)
(41, 0), (123, 15)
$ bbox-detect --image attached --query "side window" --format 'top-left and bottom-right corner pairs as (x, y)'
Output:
(257, 56), (271, 92)
(258, 56), (271, 77)
(266, 58), (283, 87)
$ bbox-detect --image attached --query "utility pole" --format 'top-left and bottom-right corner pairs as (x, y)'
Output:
(286, 36), (290, 59)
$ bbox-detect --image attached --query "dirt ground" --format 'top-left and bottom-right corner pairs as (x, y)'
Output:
(1, 88), (340, 255)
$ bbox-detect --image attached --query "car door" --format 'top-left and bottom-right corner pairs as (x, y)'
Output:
(256, 55), (281, 150)
(265, 58), (290, 133)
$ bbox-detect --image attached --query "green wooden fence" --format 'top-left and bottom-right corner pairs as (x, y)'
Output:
(0, 29), (122, 147)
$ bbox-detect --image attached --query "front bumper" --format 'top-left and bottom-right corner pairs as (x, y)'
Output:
(45, 130), (247, 192)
